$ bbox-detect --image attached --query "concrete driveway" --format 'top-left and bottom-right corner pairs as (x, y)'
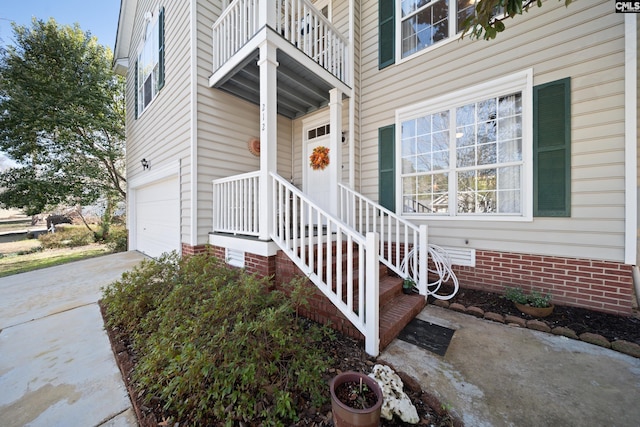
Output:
(0, 251), (146, 427)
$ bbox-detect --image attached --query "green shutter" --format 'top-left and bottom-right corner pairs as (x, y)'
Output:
(379, 125), (395, 212)
(378, 0), (395, 69)
(134, 60), (138, 120)
(158, 6), (165, 90)
(533, 78), (571, 217)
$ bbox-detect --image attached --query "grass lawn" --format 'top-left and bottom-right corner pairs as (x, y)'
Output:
(0, 244), (112, 277)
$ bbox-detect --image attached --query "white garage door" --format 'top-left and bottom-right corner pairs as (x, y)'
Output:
(135, 176), (180, 258)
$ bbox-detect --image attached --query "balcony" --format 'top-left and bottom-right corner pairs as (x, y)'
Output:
(208, 0), (351, 119)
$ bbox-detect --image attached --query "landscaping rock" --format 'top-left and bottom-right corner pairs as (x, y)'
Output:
(432, 300), (450, 309)
(465, 306), (484, 318)
(449, 303), (466, 313)
(395, 370), (422, 394)
(369, 364), (419, 423)
(551, 326), (579, 340)
(579, 332), (611, 349)
(484, 312), (505, 323)
(504, 315), (526, 327)
(526, 320), (551, 333)
(611, 340), (640, 358)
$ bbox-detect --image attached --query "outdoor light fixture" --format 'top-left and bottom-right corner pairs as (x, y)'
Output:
(141, 158), (150, 170)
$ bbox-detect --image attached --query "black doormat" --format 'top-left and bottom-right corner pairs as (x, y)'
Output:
(397, 318), (456, 356)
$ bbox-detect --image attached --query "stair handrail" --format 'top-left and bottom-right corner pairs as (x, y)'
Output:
(338, 183), (429, 296)
(270, 172), (379, 356)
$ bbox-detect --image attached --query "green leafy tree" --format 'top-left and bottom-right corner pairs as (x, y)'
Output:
(462, 0), (573, 40)
(0, 18), (125, 217)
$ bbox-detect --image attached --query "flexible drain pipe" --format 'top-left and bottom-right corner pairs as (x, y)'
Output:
(633, 265), (640, 309)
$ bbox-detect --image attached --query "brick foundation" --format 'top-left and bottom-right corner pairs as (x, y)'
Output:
(452, 250), (634, 315)
(274, 250), (365, 342)
(181, 243), (210, 256)
(181, 243), (636, 318)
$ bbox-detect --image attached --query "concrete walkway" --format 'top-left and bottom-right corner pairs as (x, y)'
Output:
(380, 305), (640, 427)
(0, 251), (146, 427)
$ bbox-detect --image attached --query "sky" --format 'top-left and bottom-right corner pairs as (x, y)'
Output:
(0, 0), (121, 49)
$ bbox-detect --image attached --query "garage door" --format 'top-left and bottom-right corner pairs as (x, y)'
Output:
(135, 176), (180, 258)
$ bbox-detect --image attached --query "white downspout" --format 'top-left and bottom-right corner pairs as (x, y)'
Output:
(348, 0), (355, 188)
(623, 15), (639, 307)
(188, 0), (198, 251)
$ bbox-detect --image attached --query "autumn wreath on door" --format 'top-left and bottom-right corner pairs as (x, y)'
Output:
(309, 146), (330, 170)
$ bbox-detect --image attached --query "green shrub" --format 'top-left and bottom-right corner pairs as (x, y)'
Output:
(101, 254), (331, 425)
(38, 226), (95, 248)
(504, 286), (552, 308)
(17, 246), (44, 255)
(105, 226), (128, 252)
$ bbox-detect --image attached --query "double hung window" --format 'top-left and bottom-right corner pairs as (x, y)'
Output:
(398, 71), (532, 219)
(380, 1), (505, 67)
(136, 7), (165, 117)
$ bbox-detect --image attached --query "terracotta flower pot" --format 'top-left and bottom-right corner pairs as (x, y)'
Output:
(330, 371), (383, 427)
(515, 302), (554, 318)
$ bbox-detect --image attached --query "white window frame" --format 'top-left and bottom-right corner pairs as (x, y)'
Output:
(396, 0), (504, 63)
(395, 69), (534, 221)
(136, 8), (162, 117)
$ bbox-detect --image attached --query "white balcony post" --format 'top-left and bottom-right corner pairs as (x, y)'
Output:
(328, 88), (343, 215)
(258, 40), (278, 241)
(258, 0), (276, 29)
(364, 232), (380, 357)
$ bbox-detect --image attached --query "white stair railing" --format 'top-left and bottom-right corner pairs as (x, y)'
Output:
(338, 183), (429, 296)
(271, 173), (379, 356)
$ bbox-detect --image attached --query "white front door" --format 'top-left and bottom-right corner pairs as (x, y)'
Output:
(303, 122), (332, 213)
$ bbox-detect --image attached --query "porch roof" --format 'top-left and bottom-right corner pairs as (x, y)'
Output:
(210, 44), (340, 119)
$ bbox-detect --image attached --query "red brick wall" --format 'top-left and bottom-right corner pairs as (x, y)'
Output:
(274, 250), (365, 341)
(181, 243), (210, 256)
(452, 250), (634, 315)
(183, 243), (635, 317)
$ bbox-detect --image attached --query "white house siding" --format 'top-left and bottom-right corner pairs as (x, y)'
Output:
(637, 14), (640, 266)
(126, 0), (192, 250)
(359, 0), (628, 264)
(194, 0), (294, 246)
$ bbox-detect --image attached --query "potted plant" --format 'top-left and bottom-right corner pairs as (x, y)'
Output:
(330, 371), (383, 427)
(402, 278), (416, 294)
(504, 287), (554, 317)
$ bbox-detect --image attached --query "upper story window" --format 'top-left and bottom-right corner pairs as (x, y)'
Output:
(380, 1), (505, 68)
(136, 7), (165, 118)
(400, 0), (476, 58)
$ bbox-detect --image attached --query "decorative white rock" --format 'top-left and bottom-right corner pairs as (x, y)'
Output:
(368, 364), (420, 423)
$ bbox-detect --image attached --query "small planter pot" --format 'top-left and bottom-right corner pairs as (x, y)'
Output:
(402, 279), (415, 295)
(515, 302), (555, 318)
(330, 371), (383, 427)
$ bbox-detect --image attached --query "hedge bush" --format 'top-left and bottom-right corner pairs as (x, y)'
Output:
(38, 225), (95, 248)
(101, 253), (332, 426)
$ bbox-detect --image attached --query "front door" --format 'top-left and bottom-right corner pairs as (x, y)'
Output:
(303, 121), (332, 213)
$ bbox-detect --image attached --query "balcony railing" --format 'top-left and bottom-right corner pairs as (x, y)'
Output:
(212, 0), (349, 84)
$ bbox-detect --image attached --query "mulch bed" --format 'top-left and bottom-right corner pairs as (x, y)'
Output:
(101, 287), (640, 426)
(441, 286), (640, 346)
(100, 302), (463, 427)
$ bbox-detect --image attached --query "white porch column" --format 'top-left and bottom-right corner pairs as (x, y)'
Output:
(258, 41), (278, 241)
(328, 88), (343, 215)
